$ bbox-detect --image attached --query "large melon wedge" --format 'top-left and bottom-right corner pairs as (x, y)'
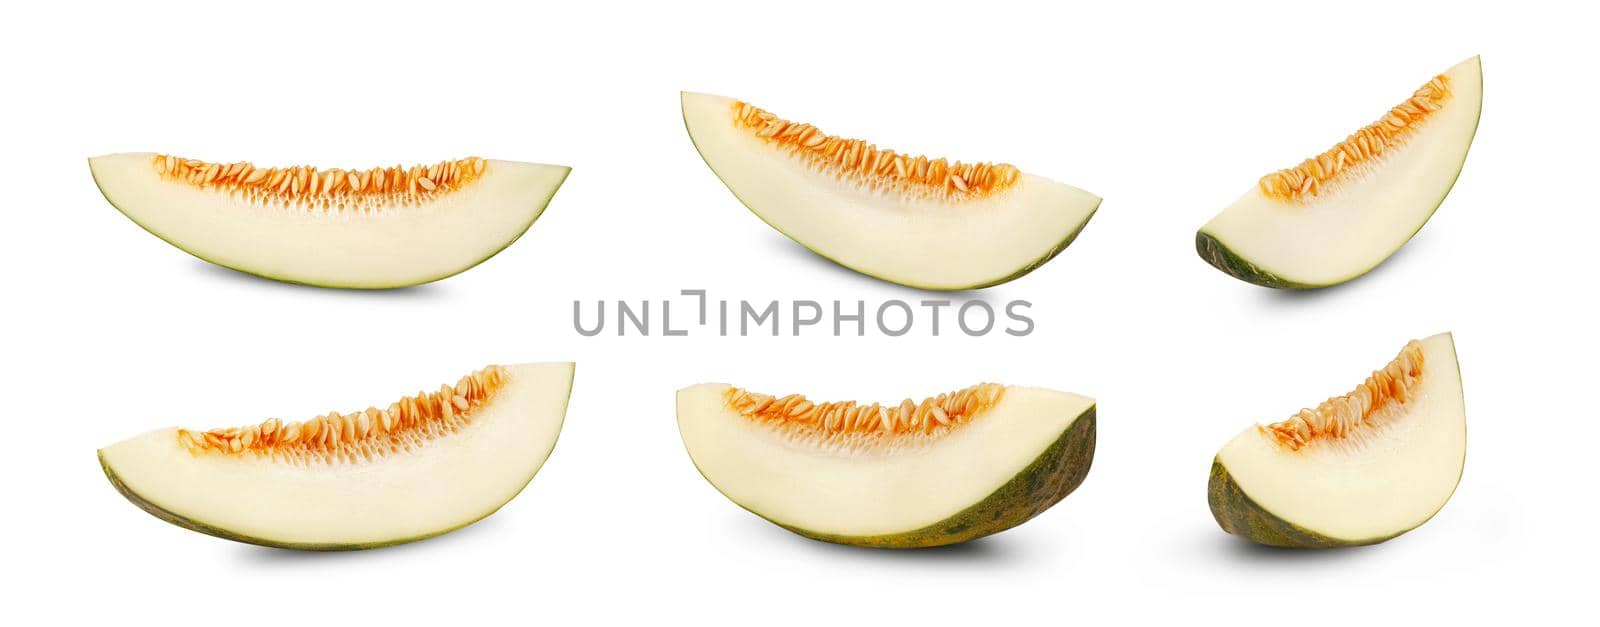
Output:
(89, 153), (570, 288)
(99, 363), (574, 550)
(1196, 57), (1482, 288)
(1208, 334), (1465, 548)
(677, 382), (1095, 548)
(681, 92), (1101, 290)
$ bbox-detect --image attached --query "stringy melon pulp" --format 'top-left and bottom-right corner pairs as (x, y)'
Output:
(1198, 57), (1482, 288)
(681, 92), (1101, 290)
(99, 363), (574, 550)
(1212, 334), (1465, 545)
(88, 153), (570, 288)
(677, 383), (1095, 544)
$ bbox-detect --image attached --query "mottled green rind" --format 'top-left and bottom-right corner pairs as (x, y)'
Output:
(774, 407), (1096, 549)
(97, 373), (571, 551)
(1194, 231), (1316, 290)
(1207, 459), (1410, 549)
(1193, 64), (1482, 291)
(682, 106), (1098, 291)
(88, 159), (570, 290)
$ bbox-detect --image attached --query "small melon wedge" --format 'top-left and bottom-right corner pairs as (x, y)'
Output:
(682, 92), (1101, 290)
(99, 363), (574, 550)
(1208, 334), (1465, 548)
(1197, 57), (1482, 288)
(89, 153), (570, 288)
(677, 382), (1095, 548)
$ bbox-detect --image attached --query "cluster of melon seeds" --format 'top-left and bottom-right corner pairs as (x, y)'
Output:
(151, 154), (489, 210)
(731, 101), (1022, 201)
(175, 365), (508, 463)
(1258, 74), (1454, 200)
(724, 383), (1006, 453)
(1261, 341), (1426, 451)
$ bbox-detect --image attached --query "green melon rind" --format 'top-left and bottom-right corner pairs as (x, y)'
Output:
(1194, 64), (1483, 290)
(88, 159), (570, 290)
(96, 374), (573, 551)
(1207, 456), (1460, 549)
(681, 106), (1099, 291)
(715, 406), (1095, 549)
(1205, 459), (1371, 548)
(1193, 232), (1314, 289)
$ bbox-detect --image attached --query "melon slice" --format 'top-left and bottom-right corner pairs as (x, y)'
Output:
(681, 93), (1101, 290)
(1208, 334), (1465, 548)
(99, 363), (574, 550)
(676, 382), (1095, 548)
(89, 153), (570, 288)
(1196, 57), (1482, 288)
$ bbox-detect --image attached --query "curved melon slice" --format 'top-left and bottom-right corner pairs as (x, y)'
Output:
(677, 382), (1095, 548)
(1209, 334), (1465, 548)
(1197, 57), (1482, 288)
(89, 153), (570, 288)
(99, 362), (574, 550)
(682, 93), (1101, 290)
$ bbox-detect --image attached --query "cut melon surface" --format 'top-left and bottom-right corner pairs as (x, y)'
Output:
(99, 362), (574, 550)
(1197, 57), (1482, 288)
(677, 382), (1095, 548)
(682, 92), (1101, 290)
(89, 153), (570, 288)
(1208, 334), (1465, 547)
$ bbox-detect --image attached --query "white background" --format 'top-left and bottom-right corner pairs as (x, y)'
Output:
(1, 0), (1593, 623)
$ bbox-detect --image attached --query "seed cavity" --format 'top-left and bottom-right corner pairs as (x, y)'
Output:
(174, 365), (508, 464)
(731, 101), (1022, 202)
(150, 154), (490, 211)
(1258, 74), (1453, 201)
(724, 383), (1006, 454)
(1260, 341), (1426, 451)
